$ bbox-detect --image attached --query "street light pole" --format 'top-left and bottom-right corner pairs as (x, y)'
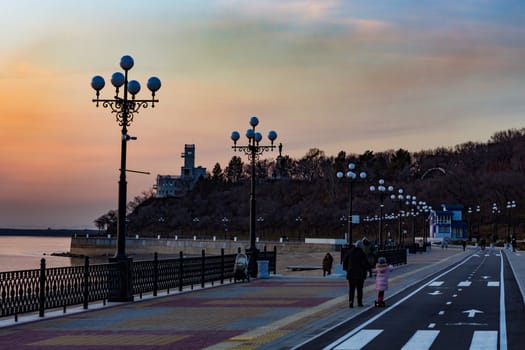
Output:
(370, 179), (394, 247)
(506, 200), (516, 244)
(231, 116), (278, 277)
(390, 188), (404, 246)
(91, 55), (161, 302)
(337, 163), (366, 245)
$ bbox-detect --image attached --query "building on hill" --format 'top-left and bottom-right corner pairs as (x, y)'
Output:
(155, 144), (206, 198)
(428, 204), (467, 241)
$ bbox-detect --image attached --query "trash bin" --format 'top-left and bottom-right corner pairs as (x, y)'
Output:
(257, 260), (269, 279)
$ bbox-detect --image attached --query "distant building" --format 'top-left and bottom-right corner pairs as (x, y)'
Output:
(428, 204), (467, 240)
(272, 143), (289, 179)
(155, 144), (206, 198)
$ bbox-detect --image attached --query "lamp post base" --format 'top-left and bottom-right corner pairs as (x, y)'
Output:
(108, 256), (134, 302)
(246, 247), (259, 278)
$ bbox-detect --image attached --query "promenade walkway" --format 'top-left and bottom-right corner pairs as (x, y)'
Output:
(0, 246), (522, 350)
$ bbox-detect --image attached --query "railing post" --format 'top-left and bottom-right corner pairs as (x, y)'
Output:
(178, 251), (183, 292)
(220, 248), (225, 284)
(83, 256), (89, 310)
(39, 258), (46, 317)
(153, 252), (158, 297)
(273, 246), (277, 274)
(201, 249), (205, 288)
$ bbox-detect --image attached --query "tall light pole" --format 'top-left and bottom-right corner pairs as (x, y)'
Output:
(91, 55), (161, 302)
(475, 205), (481, 239)
(467, 206), (473, 241)
(506, 200), (516, 244)
(491, 202), (500, 243)
(231, 116), (278, 277)
(337, 163), (367, 246)
(390, 188), (404, 246)
(370, 179), (394, 247)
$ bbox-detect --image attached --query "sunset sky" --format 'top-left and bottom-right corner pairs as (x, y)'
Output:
(1, 0), (524, 229)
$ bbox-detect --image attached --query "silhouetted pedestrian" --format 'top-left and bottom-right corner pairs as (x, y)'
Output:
(322, 252), (334, 276)
(362, 237), (377, 277)
(342, 240), (370, 308)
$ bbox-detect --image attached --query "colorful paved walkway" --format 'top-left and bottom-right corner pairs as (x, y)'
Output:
(0, 246), (522, 350)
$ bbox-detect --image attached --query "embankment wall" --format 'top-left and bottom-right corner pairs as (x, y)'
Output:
(70, 236), (339, 257)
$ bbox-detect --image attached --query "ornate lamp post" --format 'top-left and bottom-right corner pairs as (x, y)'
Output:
(390, 188), (405, 246)
(492, 202), (500, 243)
(231, 116), (278, 277)
(475, 205), (481, 239)
(192, 217), (200, 235)
(295, 216), (303, 241)
(370, 179), (394, 247)
(337, 163), (367, 245)
(506, 200), (516, 244)
(91, 55), (161, 302)
(467, 206), (473, 241)
(257, 216), (265, 240)
(221, 217), (229, 240)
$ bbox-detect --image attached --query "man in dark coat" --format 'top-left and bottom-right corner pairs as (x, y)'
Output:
(322, 252), (334, 276)
(342, 240), (370, 308)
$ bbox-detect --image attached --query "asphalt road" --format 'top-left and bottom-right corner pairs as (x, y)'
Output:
(298, 247), (524, 350)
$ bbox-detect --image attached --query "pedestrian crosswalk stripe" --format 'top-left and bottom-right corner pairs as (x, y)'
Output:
(470, 331), (497, 349)
(487, 281), (499, 287)
(400, 330), (439, 350)
(428, 281), (444, 287)
(327, 328), (499, 349)
(333, 329), (382, 350)
(458, 281), (472, 287)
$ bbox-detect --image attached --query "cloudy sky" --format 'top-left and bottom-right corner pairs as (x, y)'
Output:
(1, 0), (524, 228)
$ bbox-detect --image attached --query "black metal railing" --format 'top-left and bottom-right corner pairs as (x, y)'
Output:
(1, 247), (277, 321)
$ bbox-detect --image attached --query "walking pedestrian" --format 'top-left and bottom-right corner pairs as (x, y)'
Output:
(322, 252), (334, 276)
(511, 236), (517, 252)
(462, 240), (467, 251)
(342, 240), (370, 308)
(362, 237), (377, 278)
(373, 257), (393, 307)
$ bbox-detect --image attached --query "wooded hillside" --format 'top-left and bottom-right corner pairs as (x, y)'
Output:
(97, 128), (525, 242)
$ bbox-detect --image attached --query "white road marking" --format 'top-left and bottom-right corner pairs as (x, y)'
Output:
(428, 281), (444, 287)
(446, 301), (452, 305)
(438, 311), (445, 315)
(333, 329), (382, 350)
(463, 309), (483, 318)
(499, 253), (508, 350)
(319, 256), (474, 350)
(428, 291), (442, 296)
(458, 281), (472, 287)
(445, 323), (488, 326)
(487, 281), (499, 287)
(428, 323), (436, 328)
(469, 331), (497, 350)
(452, 294), (458, 297)
(400, 330), (439, 350)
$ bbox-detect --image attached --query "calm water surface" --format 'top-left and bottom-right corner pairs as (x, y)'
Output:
(0, 236), (77, 272)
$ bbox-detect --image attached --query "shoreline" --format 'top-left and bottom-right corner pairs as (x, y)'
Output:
(0, 228), (98, 237)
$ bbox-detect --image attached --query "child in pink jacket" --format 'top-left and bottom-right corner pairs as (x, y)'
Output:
(373, 257), (393, 307)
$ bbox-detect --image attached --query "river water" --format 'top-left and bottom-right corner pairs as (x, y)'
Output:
(0, 236), (77, 272)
